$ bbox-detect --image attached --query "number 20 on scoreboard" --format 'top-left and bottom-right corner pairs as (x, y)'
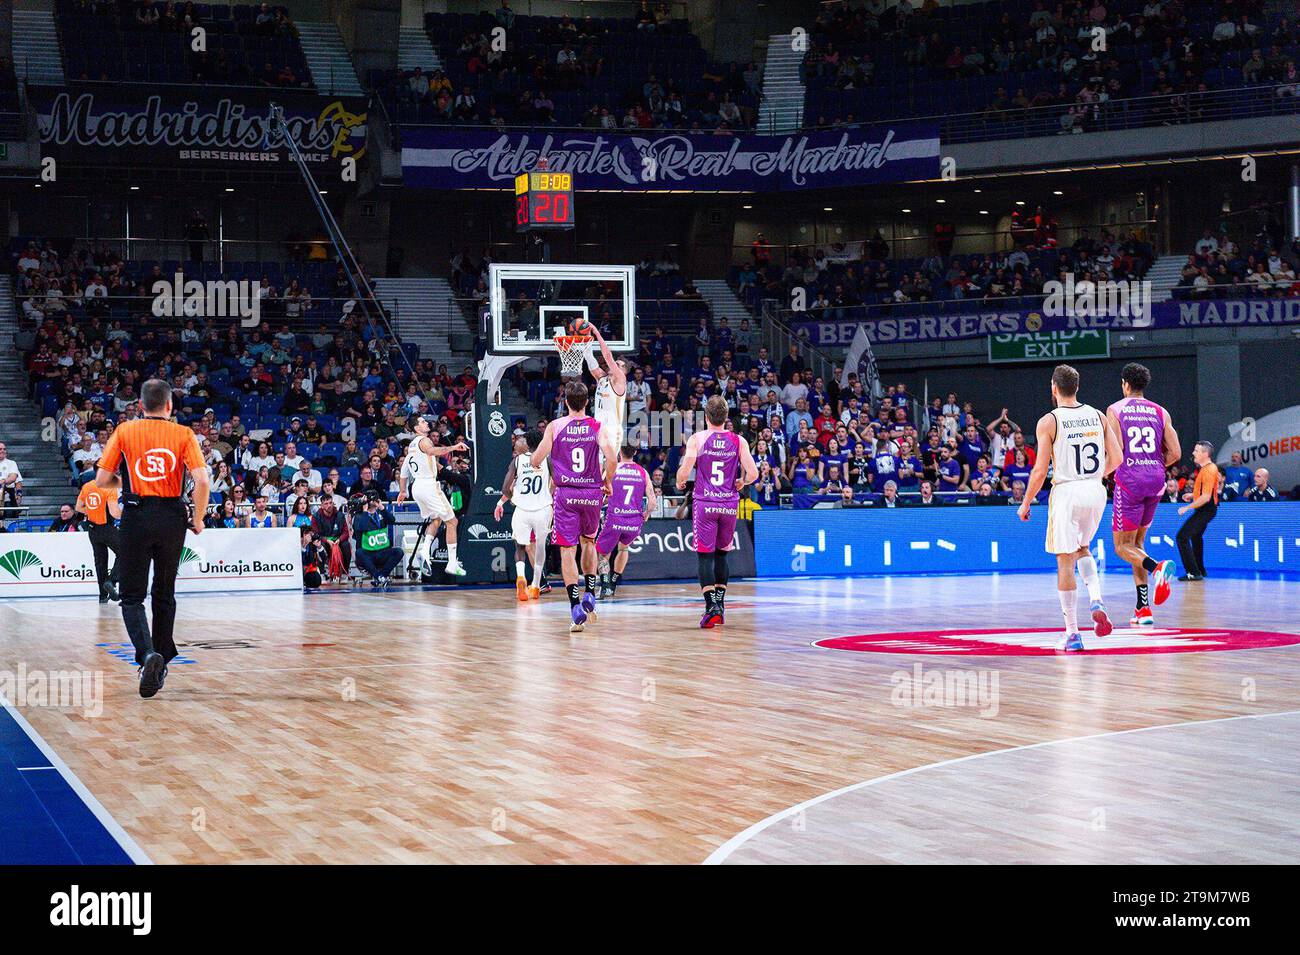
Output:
(515, 171), (575, 231)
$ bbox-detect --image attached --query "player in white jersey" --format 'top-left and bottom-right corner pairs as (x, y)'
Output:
(494, 429), (553, 602)
(1019, 364), (1123, 652)
(584, 323), (629, 596)
(396, 416), (469, 577)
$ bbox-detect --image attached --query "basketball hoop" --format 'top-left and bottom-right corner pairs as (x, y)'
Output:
(554, 334), (592, 379)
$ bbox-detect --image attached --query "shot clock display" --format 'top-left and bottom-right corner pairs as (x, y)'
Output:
(515, 170), (575, 231)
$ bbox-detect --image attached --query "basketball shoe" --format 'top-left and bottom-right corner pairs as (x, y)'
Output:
(1152, 560), (1176, 604)
(1058, 632), (1085, 652)
(516, 577), (529, 602)
(1130, 606), (1154, 626)
(1090, 600), (1113, 637)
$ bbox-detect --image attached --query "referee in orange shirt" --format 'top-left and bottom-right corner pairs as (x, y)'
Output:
(96, 379), (210, 698)
(1175, 440), (1220, 582)
(75, 474), (122, 603)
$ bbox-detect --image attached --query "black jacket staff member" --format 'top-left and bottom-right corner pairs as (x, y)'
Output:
(1175, 440), (1220, 583)
(76, 477), (123, 603)
(96, 379), (210, 699)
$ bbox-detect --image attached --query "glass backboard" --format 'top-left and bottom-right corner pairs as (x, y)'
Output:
(488, 263), (636, 354)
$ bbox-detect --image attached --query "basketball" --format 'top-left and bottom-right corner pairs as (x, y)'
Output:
(570, 317), (591, 335)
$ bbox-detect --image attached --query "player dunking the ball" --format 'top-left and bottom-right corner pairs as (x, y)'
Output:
(531, 380), (618, 632)
(1019, 364), (1122, 652)
(1107, 362), (1180, 625)
(495, 429), (553, 601)
(584, 322), (628, 597)
(676, 396), (758, 628)
(594, 445), (656, 598)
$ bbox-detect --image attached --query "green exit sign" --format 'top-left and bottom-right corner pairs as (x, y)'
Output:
(988, 330), (1110, 364)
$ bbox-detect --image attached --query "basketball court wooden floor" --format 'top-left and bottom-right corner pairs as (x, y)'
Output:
(2, 572), (1299, 864)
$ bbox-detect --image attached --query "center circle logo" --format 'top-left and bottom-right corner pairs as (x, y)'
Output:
(814, 626), (1300, 656)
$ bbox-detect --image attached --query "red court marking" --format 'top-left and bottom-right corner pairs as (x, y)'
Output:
(814, 626), (1300, 656)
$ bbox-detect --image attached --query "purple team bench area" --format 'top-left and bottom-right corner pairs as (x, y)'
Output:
(752, 502), (1300, 580)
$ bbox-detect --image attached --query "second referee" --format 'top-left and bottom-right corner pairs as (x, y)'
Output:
(96, 379), (210, 699)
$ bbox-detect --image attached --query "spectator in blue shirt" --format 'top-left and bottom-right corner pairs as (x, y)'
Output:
(784, 398), (813, 440)
(937, 446), (964, 492)
(1220, 452), (1253, 500)
(958, 424), (987, 473)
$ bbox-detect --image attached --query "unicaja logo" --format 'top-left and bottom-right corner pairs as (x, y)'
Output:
(1043, 274), (1151, 324)
(0, 548), (41, 579)
(151, 269), (260, 327)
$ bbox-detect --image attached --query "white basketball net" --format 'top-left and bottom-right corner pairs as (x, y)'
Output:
(554, 335), (592, 378)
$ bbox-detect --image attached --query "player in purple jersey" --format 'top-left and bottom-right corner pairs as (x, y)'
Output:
(531, 380), (619, 632)
(675, 396), (758, 629)
(1106, 363), (1181, 626)
(594, 445), (657, 599)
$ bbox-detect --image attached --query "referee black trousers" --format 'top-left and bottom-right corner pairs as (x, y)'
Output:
(1176, 503), (1216, 578)
(118, 498), (188, 665)
(87, 522), (120, 595)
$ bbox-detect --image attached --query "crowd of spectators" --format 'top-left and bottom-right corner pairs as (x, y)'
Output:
(566, 325), (1298, 510)
(802, 0), (1300, 133)
(12, 237), (341, 327)
(61, 0), (311, 88)
(1175, 222), (1300, 299)
(378, 1), (759, 132)
(734, 215), (1153, 318)
(7, 239), (482, 584)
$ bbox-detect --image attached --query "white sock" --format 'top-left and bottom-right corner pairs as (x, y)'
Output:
(418, 536), (432, 562)
(515, 559), (526, 579)
(532, 545), (546, 587)
(447, 543), (458, 563)
(1077, 555), (1102, 602)
(1058, 589), (1078, 635)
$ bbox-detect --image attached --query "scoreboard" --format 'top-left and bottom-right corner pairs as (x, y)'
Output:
(514, 170), (575, 231)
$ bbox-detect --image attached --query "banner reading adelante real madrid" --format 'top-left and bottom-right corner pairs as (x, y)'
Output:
(0, 528), (301, 598)
(401, 123), (939, 191)
(32, 86), (367, 169)
(794, 298), (1300, 347)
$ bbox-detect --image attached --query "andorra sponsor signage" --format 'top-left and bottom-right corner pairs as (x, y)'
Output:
(0, 528), (301, 598)
(401, 123), (940, 191)
(33, 88), (367, 168)
(795, 298), (1300, 346)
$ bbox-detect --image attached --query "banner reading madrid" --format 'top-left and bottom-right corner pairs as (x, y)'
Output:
(401, 123), (941, 191)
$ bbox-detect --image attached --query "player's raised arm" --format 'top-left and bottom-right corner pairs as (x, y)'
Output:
(1101, 411), (1122, 478)
(1162, 408), (1182, 466)
(530, 421), (554, 469)
(593, 326), (627, 395)
(676, 432), (701, 490)
(430, 439), (469, 458)
(1019, 412), (1056, 520)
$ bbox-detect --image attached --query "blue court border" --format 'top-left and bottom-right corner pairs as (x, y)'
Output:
(0, 694), (150, 865)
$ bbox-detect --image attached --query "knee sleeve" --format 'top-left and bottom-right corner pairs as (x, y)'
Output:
(698, 552), (715, 590)
(714, 551), (729, 587)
